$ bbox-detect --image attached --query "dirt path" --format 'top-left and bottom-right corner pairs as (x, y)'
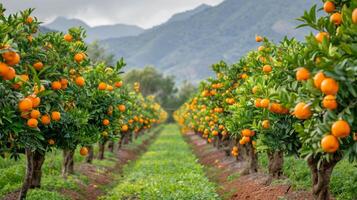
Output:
(185, 131), (314, 200)
(73, 130), (160, 200)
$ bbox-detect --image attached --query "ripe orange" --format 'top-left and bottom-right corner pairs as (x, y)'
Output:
(60, 78), (68, 85)
(27, 118), (38, 128)
(107, 85), (114, 91)
(353, 8), (357, 24)
(330, 13), (342, 25)
(241, 73), (248, 79)
(79, 147), (88, 156)
(41, 114), (51, 125)
(75, 76), (85, 87)
(28, 95), (41, 108)
(26, 16), (33, 24)
(293, 102), (312, 120)
(51, 111), (61, 121)
(3, 67), (16, 80)
(313, 71), (326, 89)
(331, 120), (351, 138)
(255, 35), (263, 42)
(323, 1), (335, 13)
(114, 81), (123, 88)
(255, 98), (262, 108)
(258, 46), (265, 51)
(322, 95), (337, 110)
(103, 119), (110, 126)
(74, 53), (85, 63)
(19, 98), (33, 112)
(262, 120), (270, 129)
(260, 98), (270, 108)
(242, 129), (254, 137)
(315, 32), (329, 43)
(296, 67), (310, 81)
(30, 110), (41, 119)
(98, 82), (107, 90)
(262, 65), (272, 73)
(60, 78), (68, 89)
(2, 52), (20, 66)
(320, 78), (339, 95)
(242, 136), (251, 144)
(33, 62), (44, 71)
(118, 104), (126, 112)
(0, 62), (9, 76)
(321, 135), (339, 153)
(63, 34), (73, 42)
(48, 139), (55, 145)
(121, 124), (129, 132)
(212, 130), (219, 136)
(51, 81), (62, 90)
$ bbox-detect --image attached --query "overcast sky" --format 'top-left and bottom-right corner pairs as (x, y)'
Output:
(2, 0), (224, 28)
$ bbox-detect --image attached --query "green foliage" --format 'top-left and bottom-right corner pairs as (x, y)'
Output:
(27, 189), (70, 200)
(104, 124), (219, 200)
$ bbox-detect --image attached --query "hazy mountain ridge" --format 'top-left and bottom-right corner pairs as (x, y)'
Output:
(44, 17), (144, 42)
(102, 0), (320, 83)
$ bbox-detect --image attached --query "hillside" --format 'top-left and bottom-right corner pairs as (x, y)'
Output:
(45, 17), (144, 42)
(102, 0), (320, 83)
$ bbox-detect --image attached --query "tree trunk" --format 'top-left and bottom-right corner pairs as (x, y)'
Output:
(18, 149), (33, 200)
(98, 141), (106, 160)
(85, 146), (94, 164)
(30, 151), (45, 188)
(267, 151), (284, 178)
(123, 133), (130, 145)
(108, 141), (115, 153)
(62, 149), (75, 178)
(129, 132), (133, 143)
(307, 155), (341, 200)
(135, 131), (139, 139)
(241, 143), (258, 175)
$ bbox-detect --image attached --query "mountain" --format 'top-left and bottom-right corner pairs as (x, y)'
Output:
(44, 17), (144, 42)
(39, 26), (56, 33)
(45, 17), (90, 31)
(165, 4), (211, 24)
(102, 0), (320, 83)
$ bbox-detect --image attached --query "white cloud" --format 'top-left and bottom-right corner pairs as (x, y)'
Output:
(2, 0), (224, 28)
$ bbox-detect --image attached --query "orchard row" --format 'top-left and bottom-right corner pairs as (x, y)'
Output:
(0, 5), (167, 200)
(175, 1), (357, 199)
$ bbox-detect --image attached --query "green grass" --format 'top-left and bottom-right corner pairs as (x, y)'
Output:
(258, 153), (357, 200)
(0, 149), (87, 199)
(103, 124), (220, 200)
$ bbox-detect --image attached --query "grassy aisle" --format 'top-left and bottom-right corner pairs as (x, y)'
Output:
(103, 124), (219, 200)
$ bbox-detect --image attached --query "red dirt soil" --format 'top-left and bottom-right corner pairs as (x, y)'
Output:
(185, 131), (314, 200)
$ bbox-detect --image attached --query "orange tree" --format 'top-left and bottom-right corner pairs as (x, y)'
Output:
(280, 1), (357, 199)
(0, 8), (66, 198)
(247, 38), (303, 178)
(83, 61), (126, 160)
